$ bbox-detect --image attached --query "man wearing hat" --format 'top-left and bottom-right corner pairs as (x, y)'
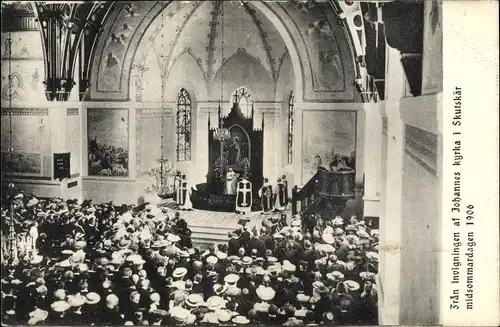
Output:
(330, 281), (355, 325)
(223, 273), (241, 297)
(248, 228), (266, 257)
(227, 230), (242, 255)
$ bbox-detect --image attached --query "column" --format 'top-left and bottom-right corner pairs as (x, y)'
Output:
(49, 106), (67, 179)
(262, 108), (277, 183)
(128, 107), (137, 180)
(293, 102), (303, 186)
(355, 109), (365, 191)
(362, 102), (382, 217)
(378, 45), (405, 325)
(274, 104), (282, 180)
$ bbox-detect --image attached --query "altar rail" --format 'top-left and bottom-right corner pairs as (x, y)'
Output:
(291, 170), (355, 216)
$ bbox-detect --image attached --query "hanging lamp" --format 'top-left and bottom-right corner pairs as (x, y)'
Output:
(213, 1), (231, 142)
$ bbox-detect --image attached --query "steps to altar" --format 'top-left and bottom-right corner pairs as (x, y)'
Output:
(160, 199), (293, 246)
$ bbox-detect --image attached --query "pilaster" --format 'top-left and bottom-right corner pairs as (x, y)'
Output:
(378, 45), (405, 325)
(362, 102), (382, 217)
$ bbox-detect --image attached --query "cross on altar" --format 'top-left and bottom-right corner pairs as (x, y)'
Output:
(240, 181), (251, 206)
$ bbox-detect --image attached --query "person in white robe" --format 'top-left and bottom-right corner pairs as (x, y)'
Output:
(225, 168), (237, 195)
(273, 178), (285, 211)
(180, 177), (193, 210)
(28, 221), (39, 255)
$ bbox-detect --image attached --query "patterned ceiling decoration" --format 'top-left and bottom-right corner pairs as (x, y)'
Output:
(91, 1), (364, 102)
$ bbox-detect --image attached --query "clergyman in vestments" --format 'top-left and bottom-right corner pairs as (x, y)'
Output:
(176, 174), (187, 206)
(225, 168), (237, 195)
(258, 178), (273, 213)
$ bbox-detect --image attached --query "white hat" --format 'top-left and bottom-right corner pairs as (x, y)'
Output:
(296, 294), (311, 302)
(50, 300), (70, 312)
(185, 294), (204, 307)
(206, 256), (218, 265)
(344, 280), (361, 291)
(217, 309), (232, 322)
(241, 256), (253, 266)
(85, 292), (101, 305)
(167, 234), (181, 243)
(206, 296), (224, 311)
(322, 233), (335, 244)
(31, 255), (44, 265)
(357, 229), (371, 238)
(224, 274), (240, 284)
(28, 309), (48, 325)
(366, 251), (379, 261)
(256, 286), (275, 301)
(172, 267), (187, 279)
(332, 216), (344, 225)
(67, 294), (86, 307)
(215, 250), (228, 260)
(232, 315), (250, 324)
(282, 261), (296, 272)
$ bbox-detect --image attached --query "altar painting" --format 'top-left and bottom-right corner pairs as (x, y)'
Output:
(222, 125), (250, 170)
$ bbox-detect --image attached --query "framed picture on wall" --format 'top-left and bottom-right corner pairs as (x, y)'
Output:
(87, 109), (129, 177)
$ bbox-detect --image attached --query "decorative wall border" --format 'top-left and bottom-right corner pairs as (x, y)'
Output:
(136, 108), (173, 116)
(66, 108), (79, 116)
(1, 108), (49, 116)
(405, 124), (438, 175)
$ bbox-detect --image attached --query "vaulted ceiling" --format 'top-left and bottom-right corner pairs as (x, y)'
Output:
(90, 0), (373, 101)
(134, 1), (288, 85)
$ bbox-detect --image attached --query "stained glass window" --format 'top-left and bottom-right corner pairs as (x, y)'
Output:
(176, 88), (191, 162)
(232, 87), (253, 117)
(287, 91), (294, 164)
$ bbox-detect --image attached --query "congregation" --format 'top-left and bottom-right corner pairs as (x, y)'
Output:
(1, 190), (379, 326)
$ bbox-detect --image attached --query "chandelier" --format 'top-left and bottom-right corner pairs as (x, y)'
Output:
(213, 125), (231, 141)
(213, 2), (231, 143)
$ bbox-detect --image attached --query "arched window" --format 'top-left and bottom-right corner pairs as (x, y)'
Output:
(232, 87), (253, 117)
(176, 88), (191, 162)
(287, 91), (295, 164)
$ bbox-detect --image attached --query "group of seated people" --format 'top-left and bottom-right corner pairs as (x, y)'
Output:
(1, 190), (379, 326)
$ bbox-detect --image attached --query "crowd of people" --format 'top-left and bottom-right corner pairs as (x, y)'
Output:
(1, 190), (379, 326)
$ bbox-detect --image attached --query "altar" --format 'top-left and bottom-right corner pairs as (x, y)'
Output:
(191, 99), (264, 212)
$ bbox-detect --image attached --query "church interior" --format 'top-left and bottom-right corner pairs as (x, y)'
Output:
(1, 1), (443, 326)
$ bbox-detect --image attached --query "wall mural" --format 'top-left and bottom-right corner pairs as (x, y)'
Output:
(281, 1), (347, 93)
(1, 61), (45, 101)
(305, 18), (344, 92)
(87, 109), (129, 177)
(98, 2), (151, 92)
(1, 32), (43, 59)
(302, 111), (356, 184)
(1, 151), (42, 174)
